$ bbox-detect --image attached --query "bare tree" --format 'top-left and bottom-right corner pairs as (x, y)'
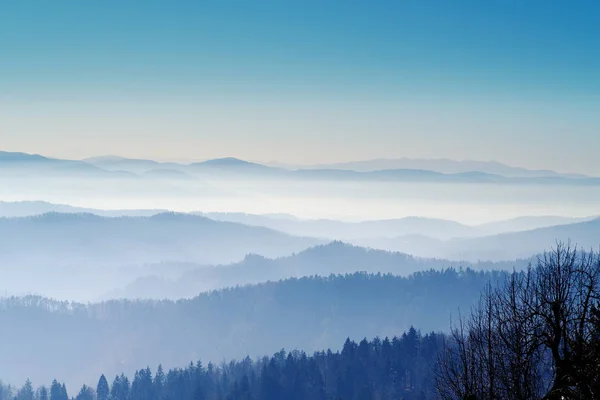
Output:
(436, 242), (600, 400)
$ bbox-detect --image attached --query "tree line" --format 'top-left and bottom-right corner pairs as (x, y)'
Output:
(1, 242), (598, 399)
(0, 268), (504, 386)
(0, 328), (443, 400)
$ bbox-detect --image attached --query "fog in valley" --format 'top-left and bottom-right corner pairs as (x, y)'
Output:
(2, 2), (599, 397)
(1, 157), (599, 397)
(0, 153), (599, 304)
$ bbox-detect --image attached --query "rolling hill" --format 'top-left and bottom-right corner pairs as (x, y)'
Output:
(0, 270), (507, 388)
(104, 241), (526, 300)
(198, 212), (479, 240)
(444, 217), (600, 260)
(358, 218), (600, 261)
(0, 212), (321, 267)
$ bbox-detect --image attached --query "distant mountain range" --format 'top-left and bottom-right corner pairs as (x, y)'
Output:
(0, 204), (596, 301)
(355, 217), (600, 261)
(0, 151), (135, 178)
(0, 201), (167, 218)
(197, 212), (600, 241)
(444, 217), (600, 260)
(0, 201), (594, 241)
(290, 158), (589, 178)
(476, 215), (596, 235)
(197, 212), (477, 240)
(0, 212), (321, 267)
(0, 151), (597, 185)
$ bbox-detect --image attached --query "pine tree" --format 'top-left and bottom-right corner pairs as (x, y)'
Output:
(111, 374), (130, 400)
(153, 364), (165, 400)
(50, 380), (67, 400)
(96, 374), (109, 400)
(37, 387), (49, 400)
(16, 379), (34, 400)
(60, 383), (68, 400)
(75, 385), (95, 400)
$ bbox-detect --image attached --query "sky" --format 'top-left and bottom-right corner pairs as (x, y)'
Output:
(0, 1), (599, 174)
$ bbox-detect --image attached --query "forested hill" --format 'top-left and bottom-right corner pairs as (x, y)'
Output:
(0, 329), (443, 400)
(107, 241), (524, 300)
(0, 270), (506, 388)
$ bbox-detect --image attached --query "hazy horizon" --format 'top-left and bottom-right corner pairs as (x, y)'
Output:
(2, 2), (599, 174)
(1, 1), (599, 397)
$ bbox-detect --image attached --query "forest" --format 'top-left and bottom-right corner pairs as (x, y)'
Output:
(1, 244), (599, 399)
(0, 328), (443, 400)
(0, 268), (506, 386)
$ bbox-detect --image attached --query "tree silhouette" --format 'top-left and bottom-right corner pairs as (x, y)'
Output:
(436, 242), (600, 400)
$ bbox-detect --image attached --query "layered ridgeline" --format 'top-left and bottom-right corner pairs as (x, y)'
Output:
(0, 212), (322, 300)
(0, 208), (596, 302)
(197, 212), (600, 261)
(0, 212), (320, 266)
(0, 212), (523, 300)
(0, 201), (594, 241)
(1, 151), (595, 184)
(356, 217), (600, 261)
(0, 270), (506, 388)
(0, 202), (597, 268)
(2, 245), (599, 399)
(0, 234), (529, 301)
(0, 329), (442, 400)
(106, 242), (524, 300)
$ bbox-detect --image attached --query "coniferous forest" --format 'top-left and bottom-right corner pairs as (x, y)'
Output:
(3, 1), (598, 398)
(1, 328), (441, 400)
(1, 244), (599, 400)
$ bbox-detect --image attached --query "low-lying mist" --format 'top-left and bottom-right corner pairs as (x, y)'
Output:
(1, 174), (600, 224)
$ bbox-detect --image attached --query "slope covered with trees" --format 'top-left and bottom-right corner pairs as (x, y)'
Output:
(0, 244), (598, 399)
(0, 269), (505, 388)
(0, 329), (443, 400)
(107, 242), (522, 300)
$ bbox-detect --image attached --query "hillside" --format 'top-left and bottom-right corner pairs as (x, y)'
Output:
(0, 151), (135, 178)
(0, 201), (166, 218)
(199, 212), (479, 240)
(348, 219), (600, 261)
(0, 212), (319, 266)
(0, 270), (506, 388)
(444, 218), (600, 260)
(106, 242), (524, 300)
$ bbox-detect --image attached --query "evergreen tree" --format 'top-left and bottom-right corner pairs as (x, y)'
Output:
(0, 327), (451, 400)
(49, 380), (67, 400)
(60, 384), (68, 400)
(37, 387), (48, 400)
(153, 364), (165, 400)
(16, 379), (34, 400)
(111, 374), (130, 400)
(75, 385), (95, 400)
(131, 367), (153, 400)
(96, 375), (109, 400)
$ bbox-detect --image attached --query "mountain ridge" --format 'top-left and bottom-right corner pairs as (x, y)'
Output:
(1, 151), (597, 184)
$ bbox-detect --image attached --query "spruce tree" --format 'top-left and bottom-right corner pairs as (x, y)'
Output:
(96, 374), (109, 400)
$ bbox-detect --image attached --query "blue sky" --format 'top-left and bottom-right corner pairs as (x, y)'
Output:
(1, 1), (599, 173)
